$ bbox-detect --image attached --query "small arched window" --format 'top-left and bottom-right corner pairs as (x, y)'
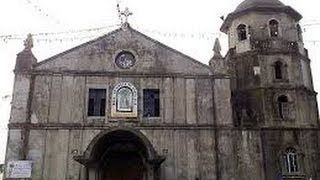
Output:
(284, 148), (299, 173)
(274, 61), (283, 79)
(277, 95), (289, 119)
(237, 24), (247, 41)
(297, 24), (303, 41)
(269, 19), (279, 37)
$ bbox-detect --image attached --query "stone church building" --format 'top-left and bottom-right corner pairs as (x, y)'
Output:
(4, 0), (320, 179)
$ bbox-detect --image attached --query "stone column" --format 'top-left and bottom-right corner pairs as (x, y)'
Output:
(210, 38), (233, 126)
(5, 35), (37, 177)
(210, 38), (236, 179)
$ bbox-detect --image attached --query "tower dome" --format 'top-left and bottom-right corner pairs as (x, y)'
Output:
(234, 0), (285, 13)
(220, 0), (301, 33)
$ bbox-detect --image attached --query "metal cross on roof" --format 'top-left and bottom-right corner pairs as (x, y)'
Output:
(121, 7), (133, 23)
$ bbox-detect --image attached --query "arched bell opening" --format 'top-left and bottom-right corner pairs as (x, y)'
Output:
(74, 128), (165, 180)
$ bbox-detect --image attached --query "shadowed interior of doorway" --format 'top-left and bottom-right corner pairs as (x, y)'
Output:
(96, 131), (148, 180)
(102, 152), (146, 180)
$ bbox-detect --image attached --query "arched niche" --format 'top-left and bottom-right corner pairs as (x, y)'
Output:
(111, 82), (138, 118)
(269, 19), (280, 37)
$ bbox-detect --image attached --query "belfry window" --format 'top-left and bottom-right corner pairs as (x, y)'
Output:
(237, 24), (247, 41)
(269, 19), (279, 37)
(143, 89), (160, 117)
(88, 89), (106, 116)
(274, 61), (283, 79)
(284, 148), (299, 173)
(277, 95), (289, 119)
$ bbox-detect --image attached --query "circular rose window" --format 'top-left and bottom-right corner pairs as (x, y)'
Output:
(115, 51), (136, 69)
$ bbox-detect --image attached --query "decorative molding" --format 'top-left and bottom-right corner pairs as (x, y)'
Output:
(7, 123), (320, 131)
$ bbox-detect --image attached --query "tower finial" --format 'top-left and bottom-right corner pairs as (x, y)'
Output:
(23, 33), (33, 51)
(209, 37), (227, 74)
(213, 38), (222, 57)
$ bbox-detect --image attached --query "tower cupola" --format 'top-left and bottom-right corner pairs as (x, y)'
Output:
(221, 0), (302, 33)
(220, 0), (303, 53)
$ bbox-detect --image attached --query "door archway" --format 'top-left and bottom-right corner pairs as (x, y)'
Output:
(74, 128), (165, 180)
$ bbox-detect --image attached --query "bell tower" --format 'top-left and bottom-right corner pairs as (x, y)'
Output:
(220, 0), (320, 179)
(221, 0), (319, 128)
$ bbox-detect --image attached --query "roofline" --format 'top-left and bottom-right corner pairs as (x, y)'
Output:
(220, 6), (302, 33)
(129, 27), (210, 70)
(35, 27), (122, 67)
(35, 24), (210, 70)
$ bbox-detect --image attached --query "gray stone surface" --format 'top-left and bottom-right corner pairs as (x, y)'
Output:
(10, 75), (31, 123)
(27, 130), (45, 180)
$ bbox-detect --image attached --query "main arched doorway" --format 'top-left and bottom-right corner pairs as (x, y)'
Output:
(74, 128), (165, 180)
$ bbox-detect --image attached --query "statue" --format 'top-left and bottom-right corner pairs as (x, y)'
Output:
(23, 33), (33, 51)
(213, 38), (222, 57)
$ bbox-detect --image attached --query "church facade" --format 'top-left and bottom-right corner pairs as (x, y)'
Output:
(4, 0), (320, 179)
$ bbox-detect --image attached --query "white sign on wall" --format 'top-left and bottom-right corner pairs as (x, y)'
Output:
(6, 160), (33, 179)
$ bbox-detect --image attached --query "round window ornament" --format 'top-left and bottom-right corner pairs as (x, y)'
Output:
(115, 51), (136, 69)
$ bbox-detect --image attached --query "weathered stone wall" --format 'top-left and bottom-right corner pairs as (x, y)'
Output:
(34, 28), (211, 76)
(261, 130), (320, 180)
(21, 128), (244, 180)
(22, 126), (320, 180)
(28, 75), (217, 126)
(13, 73), (226, 179)
(10, 74), (32, 124)
(230, 51), (319, 127)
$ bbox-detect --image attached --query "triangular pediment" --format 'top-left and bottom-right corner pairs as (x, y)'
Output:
(35, 25), (212, 75)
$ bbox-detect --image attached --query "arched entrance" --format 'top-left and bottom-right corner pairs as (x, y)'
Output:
(74, 128), (165, 180)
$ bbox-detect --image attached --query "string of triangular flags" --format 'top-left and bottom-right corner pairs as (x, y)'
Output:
(1, 23), (320, 45)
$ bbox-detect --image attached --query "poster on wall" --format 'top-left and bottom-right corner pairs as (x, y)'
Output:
(6, 160), (33, 179)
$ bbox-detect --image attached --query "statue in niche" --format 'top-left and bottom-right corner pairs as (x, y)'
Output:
(116, 87), (133, 112)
